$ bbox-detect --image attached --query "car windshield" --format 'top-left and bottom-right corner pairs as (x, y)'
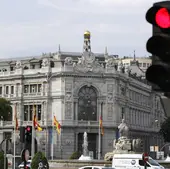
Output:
(148, 159), (160, 166)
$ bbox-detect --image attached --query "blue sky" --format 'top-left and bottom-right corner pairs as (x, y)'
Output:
(0, 0), (160, 58)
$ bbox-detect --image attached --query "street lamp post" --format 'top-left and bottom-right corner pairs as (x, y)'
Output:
(45, 72), (54, 159)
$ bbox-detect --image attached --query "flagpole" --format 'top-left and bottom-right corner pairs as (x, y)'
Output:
(98, 107), (101, 160)
(13, 125), (16, 169)
(51, 115), (54, 160)
(13, 104), (17, 169)
(31, 105), (35, 158)
(51, 126), (54, 160)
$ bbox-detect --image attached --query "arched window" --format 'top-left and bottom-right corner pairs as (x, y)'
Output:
(78, 85), (97, 121)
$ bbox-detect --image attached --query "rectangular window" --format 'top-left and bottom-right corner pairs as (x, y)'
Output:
(10, 67), (14, 71)
(11, 86), (14, 94)
(24, 85), (29, 93)
(121, 107), (125, 119)
(38, 105), (41, 120)
(38, 84), (42, 92)
(139, 63), (142, 67)
(24, 105), (28, 121)
(0, 86), (2, 95)
(143, 63), (146, 67)
(6, 86), (9, 94)
(29, 105), (33, 121)
(30, 84), (37, 93)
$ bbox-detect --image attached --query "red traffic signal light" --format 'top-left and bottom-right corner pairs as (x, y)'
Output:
(146, 6), (170, 29)
(155, 8), (170, 28)
(26, 126), (31, 132)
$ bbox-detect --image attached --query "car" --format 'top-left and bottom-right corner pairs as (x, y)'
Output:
(18, 160), (31, 169)
(79, 166), (115, 169)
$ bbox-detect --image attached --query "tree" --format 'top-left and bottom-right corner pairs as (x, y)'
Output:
(31, 151), (49, 169)
(160, 117), (170, 142)
(0, 98), (12, 121)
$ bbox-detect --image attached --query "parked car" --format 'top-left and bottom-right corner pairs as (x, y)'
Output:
(18, 160), (31, 169)
(79, 166), (114, 169)
(112, 154), (165, 169)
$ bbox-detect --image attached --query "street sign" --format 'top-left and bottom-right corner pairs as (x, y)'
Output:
(21, 149), (30, 162)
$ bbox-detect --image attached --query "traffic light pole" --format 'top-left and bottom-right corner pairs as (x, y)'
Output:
(31, 121), (35, 158)
(4, 139), (6, 169)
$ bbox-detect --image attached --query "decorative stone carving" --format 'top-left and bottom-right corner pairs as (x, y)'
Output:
(120, 87), (126, 96)
(125, 66), (131, 74)
(104, 119), (144, 161)
(107, 84), (113, 93)
(118, 119), (129, 138)
(74, 52), (104, 73)
(107, 103), (113, 117)
(106, 58), (115, 68)
(15, 61), (22, 69)
(117, 61), (124, 72)
(65, 139), (72, 145)
(41, 58), (49, 67)
(132, 138), (143, 151)
(65, 103), (72, 119)
(64, 57), (73, 65)
(65, 93), (72, 101)
(65, 84), (72, 92)
(107, 93), (113, 102)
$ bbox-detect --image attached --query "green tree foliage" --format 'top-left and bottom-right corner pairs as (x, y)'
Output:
(0, 98), (12, 121)
(31, 151), (49, 169)
(69, 151), (81, 159)
(160, 117), (170, 142)
(0, 151), (8, 169)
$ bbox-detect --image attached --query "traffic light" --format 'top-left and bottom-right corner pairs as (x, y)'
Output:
(20, 127), (25, 143)
(146, 2), (170, 92)
(25, 126), (32, 143)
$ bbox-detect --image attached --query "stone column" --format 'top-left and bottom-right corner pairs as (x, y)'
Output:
(19, 102), (23, 125)
(75, 100), (78, 121)
(75, 132), (78, 151)
(2, 85), (5, 97)
(0, 131), (4, 143)
(41, 102), (44, 125)
(44, 102), (47, 125)
(28, 104), (30, 122)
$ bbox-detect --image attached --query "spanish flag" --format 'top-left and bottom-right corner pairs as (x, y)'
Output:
(14, 104), (18, 130)
(99, 116), (104, 136)
(33, 105), (42, 131)
(54, 116), (61, 135)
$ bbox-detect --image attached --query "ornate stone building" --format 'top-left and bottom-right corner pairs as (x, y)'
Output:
(0, 31), (166, 159)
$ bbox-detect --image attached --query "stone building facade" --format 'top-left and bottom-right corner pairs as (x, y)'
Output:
(0, 31), (166, 159)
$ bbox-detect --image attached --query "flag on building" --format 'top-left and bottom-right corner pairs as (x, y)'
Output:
(54, 116), (61, 135)
(99, 116), (104, 136)
(14, 104), (18, 130)
(33, 105), (42, 131)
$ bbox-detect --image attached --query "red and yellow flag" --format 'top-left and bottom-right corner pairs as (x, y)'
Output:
(54, 116), (61, 135)
(33, 105), (42, 131)
(99, 116), (104, 136)
(14, 104), (18, 130)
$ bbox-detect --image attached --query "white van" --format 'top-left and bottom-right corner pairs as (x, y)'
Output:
(112, 154), (165, 169)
